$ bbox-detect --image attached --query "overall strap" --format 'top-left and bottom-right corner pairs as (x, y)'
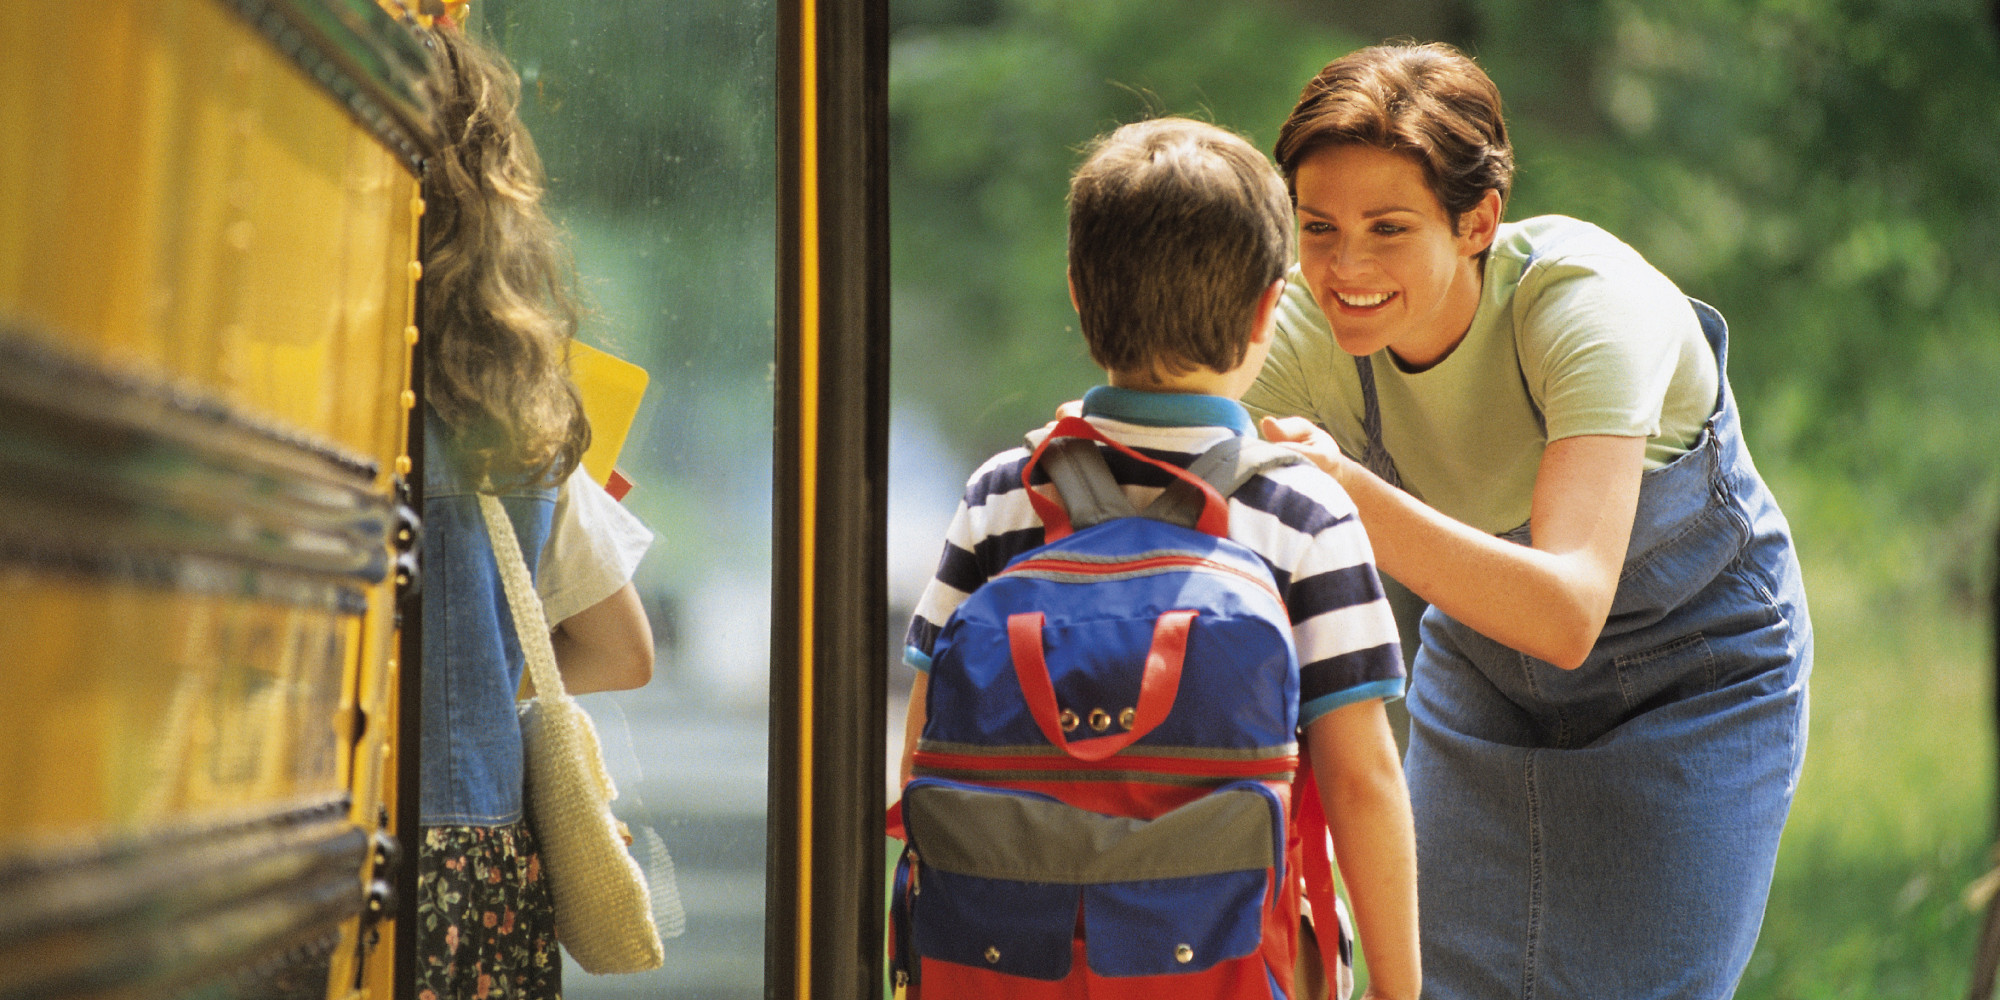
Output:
(1352, 356), (1408, 492)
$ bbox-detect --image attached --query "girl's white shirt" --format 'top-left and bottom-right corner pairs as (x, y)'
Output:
(537, 465), (654, 625)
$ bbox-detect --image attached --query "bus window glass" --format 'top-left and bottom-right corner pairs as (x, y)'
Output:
(477, 4), (775, 996)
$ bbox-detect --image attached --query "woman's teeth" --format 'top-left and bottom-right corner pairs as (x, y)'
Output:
(1338, 290), (1393, 308)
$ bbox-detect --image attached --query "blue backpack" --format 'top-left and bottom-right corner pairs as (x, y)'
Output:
(891, 416), (1349, 1000)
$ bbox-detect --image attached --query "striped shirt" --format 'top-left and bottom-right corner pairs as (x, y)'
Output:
(904, 386), (1404, 727)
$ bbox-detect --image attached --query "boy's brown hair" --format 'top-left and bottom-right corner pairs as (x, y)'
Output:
(1067, 118), (1293, 380)
(1275, 42), (1514, 233)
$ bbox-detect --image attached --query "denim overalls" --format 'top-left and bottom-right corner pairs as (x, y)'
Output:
(419, 409), (558, 827)
(1359, 301), (1812, 999)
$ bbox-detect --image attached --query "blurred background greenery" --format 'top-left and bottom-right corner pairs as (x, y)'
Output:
(481, 0), (1999, 995)
(888, 1), (2000, 995)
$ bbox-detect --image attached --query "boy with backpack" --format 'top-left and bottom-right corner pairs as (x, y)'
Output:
(893, 117), (1419, 1000)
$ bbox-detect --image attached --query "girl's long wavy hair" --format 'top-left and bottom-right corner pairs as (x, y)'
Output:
(419, 27), (589, 489)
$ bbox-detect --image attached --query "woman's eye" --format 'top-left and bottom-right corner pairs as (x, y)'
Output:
(1374, 223), (1406, 235)
(1301, 221), (1333, 235)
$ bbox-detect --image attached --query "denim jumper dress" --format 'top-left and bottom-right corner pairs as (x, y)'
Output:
(415, 409), (566, 998)
(1357, 301), (1812, 999)
(419, 408), (559, 828)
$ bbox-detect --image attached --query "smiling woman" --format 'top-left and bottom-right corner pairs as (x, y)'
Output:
(1243, 41), (1812, 1000)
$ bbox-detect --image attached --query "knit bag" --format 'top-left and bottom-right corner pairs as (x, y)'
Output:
(479, 494), (665, 975)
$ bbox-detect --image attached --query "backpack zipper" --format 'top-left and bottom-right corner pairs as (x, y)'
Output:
(1000, 552), (1283, 607)
(912, 747), (1298, 781)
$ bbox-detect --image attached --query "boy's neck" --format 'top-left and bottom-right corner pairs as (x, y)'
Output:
(1106, 367), (1240, 399)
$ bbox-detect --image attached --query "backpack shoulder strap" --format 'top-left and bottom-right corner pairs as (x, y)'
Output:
(1186, 436), (1307, 496)
(1037, 437), (1141, 532)
(1147, 436), (1306, 528)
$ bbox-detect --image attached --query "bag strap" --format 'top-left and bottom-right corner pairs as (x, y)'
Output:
(1293, 754), (1342, 985)
(478, 493), (568, 704)
(1022, 416), (1231, 541)
(1007, 608), (1191, 762)
(1036, 438), (1141, 531)
(482, 494), (622, 803)
(1148, 436), (1307, 529)
(888, 844), (919, 998)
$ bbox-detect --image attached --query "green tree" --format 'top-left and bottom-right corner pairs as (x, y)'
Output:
(891, 0), (2000, 598)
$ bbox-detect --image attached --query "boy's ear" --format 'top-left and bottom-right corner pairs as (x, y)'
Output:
(1250, 276), (1286, 345)
(1067, 268), (1080, 314)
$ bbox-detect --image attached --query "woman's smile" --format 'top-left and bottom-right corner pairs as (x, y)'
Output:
(1332, 289), (1396, 309)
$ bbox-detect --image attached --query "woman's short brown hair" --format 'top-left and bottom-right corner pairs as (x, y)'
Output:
(1068, 118), (1294, 379)
(1275, 42), (1513, 231)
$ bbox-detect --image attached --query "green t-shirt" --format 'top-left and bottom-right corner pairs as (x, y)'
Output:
(1242, 215), (1718, 535)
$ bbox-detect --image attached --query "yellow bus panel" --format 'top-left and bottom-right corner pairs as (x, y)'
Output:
(0, 1), (434, 997)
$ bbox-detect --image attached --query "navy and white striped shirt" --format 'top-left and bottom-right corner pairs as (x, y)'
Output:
(904, 386), (1404, 728)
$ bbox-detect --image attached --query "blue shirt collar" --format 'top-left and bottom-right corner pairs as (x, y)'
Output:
(1081, 385), (1254, 435)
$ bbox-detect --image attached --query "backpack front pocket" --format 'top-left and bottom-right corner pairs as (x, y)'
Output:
(902, 778), (1285, 983)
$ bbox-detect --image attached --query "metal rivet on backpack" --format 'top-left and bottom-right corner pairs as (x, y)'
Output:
(1118, 707), (1136, 729)
(1175, 944), (1194, 964)
(1058, 709), (1080, 733)
(1089, 708), (1112, 732)
(984, 946), (1001, 964)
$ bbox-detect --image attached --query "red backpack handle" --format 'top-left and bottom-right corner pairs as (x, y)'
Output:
(1007, 609), (1194, 762)
(1023, 416), (1231, 542)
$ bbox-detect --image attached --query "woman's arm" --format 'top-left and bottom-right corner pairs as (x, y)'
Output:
(1307, 700), (1419, 1000)
(549, 581), (654, 694)
(1264, 416), (1642, 669)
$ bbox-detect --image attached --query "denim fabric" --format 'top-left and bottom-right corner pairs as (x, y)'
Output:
(419, 410), (557, 826)
(1369, 302), (1812, 998)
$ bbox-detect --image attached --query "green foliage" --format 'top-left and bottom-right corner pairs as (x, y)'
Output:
(473, 1), (779, 604)
(890, 0), (1366, 455)
(480, 1), (772, 220)
(476, 0), (776, 384)
(1530, 0), (2000, 606)
(891, 0), (2000, 591)
(890, 1), (2000, 991)
(1734, 535), (1994, 998)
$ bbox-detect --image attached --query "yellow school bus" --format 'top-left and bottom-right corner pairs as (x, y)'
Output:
(1, 0), (897, 996)
(0, 1), (433, 996)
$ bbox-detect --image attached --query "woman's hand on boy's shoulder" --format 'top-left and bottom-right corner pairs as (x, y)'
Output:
(1260, 416), (1356, 484)
(1029, 398), (1085, 440)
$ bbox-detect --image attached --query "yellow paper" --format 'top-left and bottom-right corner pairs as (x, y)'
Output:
(570, 341), (649, 485)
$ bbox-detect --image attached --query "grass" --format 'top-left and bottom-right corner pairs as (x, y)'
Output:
(1735, 541), (1993, 999)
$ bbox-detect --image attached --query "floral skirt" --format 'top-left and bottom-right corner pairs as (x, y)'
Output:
(418, 821), (562, 1000)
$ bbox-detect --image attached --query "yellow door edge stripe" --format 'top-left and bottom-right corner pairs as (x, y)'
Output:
(795, 0), (819, 996)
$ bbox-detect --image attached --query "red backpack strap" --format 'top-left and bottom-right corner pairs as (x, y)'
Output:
(1022, 416), (1230, 541)
(885, 800), (906, 842)
(1293, 757), (1343, 982)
